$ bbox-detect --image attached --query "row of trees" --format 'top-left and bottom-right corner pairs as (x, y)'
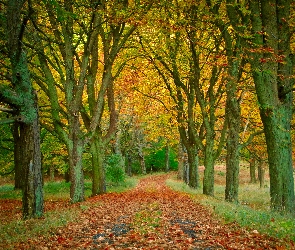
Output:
(0, 0), (294, 218)
(136, 0), (295, 212)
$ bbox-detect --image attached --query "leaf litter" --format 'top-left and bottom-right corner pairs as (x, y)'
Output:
(2, 173), (293, 249)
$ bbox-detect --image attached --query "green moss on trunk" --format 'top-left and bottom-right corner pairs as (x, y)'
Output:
(187, 145), (199, 189)
(91, 136), (106, 195)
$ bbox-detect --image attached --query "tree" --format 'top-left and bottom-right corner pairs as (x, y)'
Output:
(27, 0), (153, 199)
(227, 0), (295, 212)
(81, 0), (153, 194)
(205, 0), (244, 202)
(0, 0), (43, 218)
(138, 1), (228, 192)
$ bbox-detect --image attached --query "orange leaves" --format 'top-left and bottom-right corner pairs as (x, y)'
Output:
(2, 174), (292, 249)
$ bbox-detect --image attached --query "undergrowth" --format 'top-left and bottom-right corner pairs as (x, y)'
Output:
(166, 177), (295, 242)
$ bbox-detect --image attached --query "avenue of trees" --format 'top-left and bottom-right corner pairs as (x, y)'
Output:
(0, 0), (294, 218)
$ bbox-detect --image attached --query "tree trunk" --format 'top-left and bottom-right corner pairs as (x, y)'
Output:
(203, 132), (215, 196)
(252, 70), (294, 211)
(21, 114), (44, 219)
(68, 144), (84, 202)
(13, 122), (23, 189)
(225, 73), (240, 202)
(203, 156), (215, 196)
(49, 165), (55, 182)
(5, 0), (43, 218)
(225, 130), (240, 202)
(258, 160), (265, 188)
(177, 142), (185, 180)
(249, 158), (257, 184)
(68, 114), (84, 203)
(183, 162), (189, 185)
(138, 142), (146, 174)
(165, 143), (170, 172)
(91, 135), (106, 195)
(64, 168), (70, 183)
(139, 153), (146, 175)
(186, 145), (199, 188)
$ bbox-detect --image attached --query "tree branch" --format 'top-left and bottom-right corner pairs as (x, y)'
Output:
(240, 130), (264, 149)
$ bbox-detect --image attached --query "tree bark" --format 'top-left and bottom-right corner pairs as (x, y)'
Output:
(203, 133), (215, 196)
(13, 122), (23, 189)
(21, 111), (44, 218)
(177, 142), (185, 180)
(207, 2), (242, 202)
(249, 158), (257, 184)
(91, 134), (106, 195)
(258, 160), (265, 188)
(125, 153), (132, 177)
(186, 144), (199, 188)
(64, 168), (70, 183)
(224, 57), (241, 202)
(68, 114), (84, 202)
(49, 165), (55, 182)
(139, 151), (146, 175)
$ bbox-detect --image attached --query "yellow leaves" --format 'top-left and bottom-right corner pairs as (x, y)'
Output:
(115, 57), (178, 144)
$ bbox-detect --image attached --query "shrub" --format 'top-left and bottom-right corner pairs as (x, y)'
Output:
(105, 154), (126, 185)
(145, 147), (178, 172)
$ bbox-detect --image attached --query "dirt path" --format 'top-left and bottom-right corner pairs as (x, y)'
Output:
(16, 174), (286, 249)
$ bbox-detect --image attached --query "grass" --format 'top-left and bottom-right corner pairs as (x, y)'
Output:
(166, 177), (295, 242)
(0, 207), (81, 247)
(0, 176), (138, 247)
(0, 176), (138, 200)
(0, 184), (22, 199)
(133, 202), (162, 235)
(107, 177), (138, 193)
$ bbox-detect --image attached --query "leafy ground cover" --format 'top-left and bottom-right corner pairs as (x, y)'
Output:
(1, 173), (293, 249)
(167, 177), (295, 245)
(0, 177), (137, 248)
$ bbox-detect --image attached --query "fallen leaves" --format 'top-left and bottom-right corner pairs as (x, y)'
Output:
(1, 174), (293, 249)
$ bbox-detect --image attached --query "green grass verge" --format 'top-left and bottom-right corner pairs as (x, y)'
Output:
(0, 176), (138, 200)
(0, 185), (22, 199)
(0, 206), (81, 247)
(166, 178), (295, 242)
(107, 177), (139, 193)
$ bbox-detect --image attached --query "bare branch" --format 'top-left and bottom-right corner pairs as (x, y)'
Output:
(134, 87), (171, 112)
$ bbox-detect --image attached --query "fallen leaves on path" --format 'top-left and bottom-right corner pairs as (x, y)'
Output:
(3, 174), (292, 249)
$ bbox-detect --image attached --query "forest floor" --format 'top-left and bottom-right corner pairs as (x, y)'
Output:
(3, 173), (292, 249)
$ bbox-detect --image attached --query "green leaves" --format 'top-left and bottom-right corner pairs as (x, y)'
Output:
(105, 154), (126, 184)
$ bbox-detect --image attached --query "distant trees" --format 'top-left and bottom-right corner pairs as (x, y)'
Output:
(138, 1), (228, 192)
